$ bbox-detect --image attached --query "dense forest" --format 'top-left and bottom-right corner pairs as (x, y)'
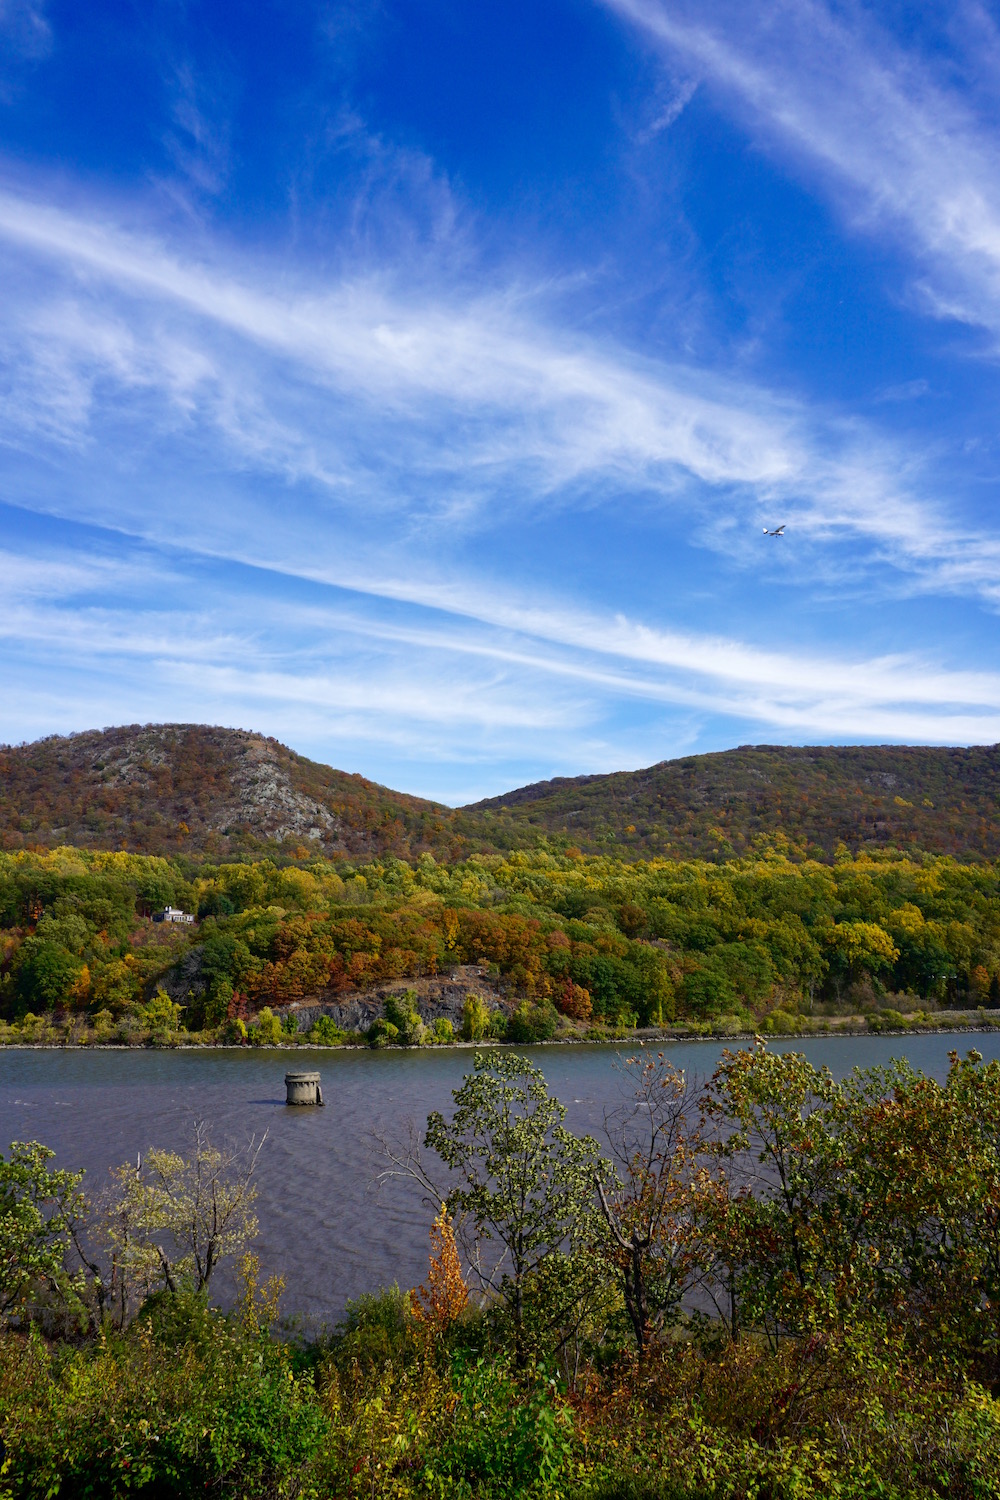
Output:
(470, 741), (1000, 861)
(2, 725), (1000, 864)
(1, 841), (999, 1045)
(2, 1045), (1000, 1497)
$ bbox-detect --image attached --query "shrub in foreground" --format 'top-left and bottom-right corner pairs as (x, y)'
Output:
(0, 1310), (327, 1499)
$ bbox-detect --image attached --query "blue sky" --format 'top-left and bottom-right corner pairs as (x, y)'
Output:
(2, 0), (1000, 802)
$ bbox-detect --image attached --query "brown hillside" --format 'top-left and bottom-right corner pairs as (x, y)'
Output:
(0, 724), (467, 861)
(468, 742), (1000, 861)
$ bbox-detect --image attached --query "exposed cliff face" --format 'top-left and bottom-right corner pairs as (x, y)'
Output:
(288, 966), (510, 1033)
(156, 946), (506, 1034)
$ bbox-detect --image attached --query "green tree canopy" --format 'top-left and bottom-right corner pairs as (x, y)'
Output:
(425, 1050), (604, 1360)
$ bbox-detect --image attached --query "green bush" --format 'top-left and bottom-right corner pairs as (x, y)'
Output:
(505, 1000), (558, 1043)
(326, 1286), (418, 1376)
(142, 988), (182, 1034)
(308, 1015), (344, 1046)
(197, 976), (234, 1030)
(248, 1006), (283, 1046)
(382, 991), (425, 1045)
(420, 1353), (574, 1496)
(0, 1315), (327, 1499)
(762, 1007), (802, 1034)
(461, 993), (495, 1041)
(367, 1018), (399, 1049)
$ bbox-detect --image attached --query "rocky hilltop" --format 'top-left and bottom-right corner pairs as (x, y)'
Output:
(0, 724), (462, 861)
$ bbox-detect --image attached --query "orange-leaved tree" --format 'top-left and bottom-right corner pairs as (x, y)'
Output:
(410, 1203), (468, 1336)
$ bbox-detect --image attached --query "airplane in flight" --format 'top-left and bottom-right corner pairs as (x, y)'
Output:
(763, 524), (786, 536)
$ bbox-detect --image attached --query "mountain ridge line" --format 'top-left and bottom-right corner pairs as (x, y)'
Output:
(1, 722), (998, 863)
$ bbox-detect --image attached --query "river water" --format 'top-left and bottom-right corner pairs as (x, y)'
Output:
(3, 1034), (998, 1325)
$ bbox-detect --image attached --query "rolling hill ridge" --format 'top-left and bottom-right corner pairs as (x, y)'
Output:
(1, 725), (999, 863)
(468, 742), (1000, 861)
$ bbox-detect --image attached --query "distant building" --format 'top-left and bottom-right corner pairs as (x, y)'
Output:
(153, 906), (196, 925)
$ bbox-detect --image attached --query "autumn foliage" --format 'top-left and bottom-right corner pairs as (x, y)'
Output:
(5, 1048), (1000, 1495)
(409, 1205), (468, 1336)
(3, 836), (1000, 1040)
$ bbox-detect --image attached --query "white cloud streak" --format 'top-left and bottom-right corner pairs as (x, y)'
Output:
(606, 0), (1000, 339)
(2, 185), (1000, 603)
(0, 188), (800, 491)
(2, 534), (999, 782)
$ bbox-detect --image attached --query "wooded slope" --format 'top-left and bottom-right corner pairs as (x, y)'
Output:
(1, 726), (999, 862)
(467, 742), (1000, 861)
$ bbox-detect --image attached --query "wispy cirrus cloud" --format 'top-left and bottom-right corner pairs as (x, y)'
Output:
(0, 188), (799, 491)
(161, 63), (233, 201)
(1, 184), (999, 608)
(605, 0), (1000, 340)
(2, 526), (999, 802)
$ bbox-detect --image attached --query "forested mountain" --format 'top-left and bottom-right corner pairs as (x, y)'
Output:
(469, 742), (1000, 861)
(0, 725), (464, 862)
(1, 726), (999, 864)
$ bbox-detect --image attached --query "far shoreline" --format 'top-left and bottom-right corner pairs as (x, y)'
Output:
(3, 1017), (999, 1051)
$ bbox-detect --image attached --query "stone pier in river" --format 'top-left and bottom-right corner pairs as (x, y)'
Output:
(285, 1071), (324, 1106)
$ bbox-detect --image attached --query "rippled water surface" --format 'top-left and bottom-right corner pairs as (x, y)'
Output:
(3, 1033), (998, 1322)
